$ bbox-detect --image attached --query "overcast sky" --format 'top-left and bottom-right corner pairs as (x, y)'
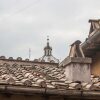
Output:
(0, 0), (100, 61)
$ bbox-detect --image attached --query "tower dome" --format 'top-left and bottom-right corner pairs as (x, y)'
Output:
(38, 36), (59, 63)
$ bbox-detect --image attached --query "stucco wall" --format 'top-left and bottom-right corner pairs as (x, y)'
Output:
(91, 52), (100, 76)
(0, 93), (99, 100)
(64, 63), (91, 82)
(0, 94), (68, 100)
(0, 94), (44, 100)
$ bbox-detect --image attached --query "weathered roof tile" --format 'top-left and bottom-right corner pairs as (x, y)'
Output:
(0, 62), (99, 91)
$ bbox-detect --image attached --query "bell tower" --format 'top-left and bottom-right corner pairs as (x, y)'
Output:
(38, 36), (59, 63)
(44, 36), (52, 56)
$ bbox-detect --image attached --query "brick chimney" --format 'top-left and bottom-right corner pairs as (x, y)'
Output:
(60, 40), (92, 83)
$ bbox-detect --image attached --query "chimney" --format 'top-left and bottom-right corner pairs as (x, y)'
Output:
(60, 40), (92, 83)
(89, 19), (100, 37)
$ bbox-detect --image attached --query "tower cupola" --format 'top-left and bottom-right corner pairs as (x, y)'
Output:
(44, 36), (52, 56)
(38, 36), (59, 63)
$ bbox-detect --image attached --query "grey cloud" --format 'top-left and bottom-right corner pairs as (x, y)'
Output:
(0, 0), (100, 60)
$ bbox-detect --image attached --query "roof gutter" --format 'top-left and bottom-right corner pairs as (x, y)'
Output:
(0, 85), (80, 96)
(0, 85), (100, 97)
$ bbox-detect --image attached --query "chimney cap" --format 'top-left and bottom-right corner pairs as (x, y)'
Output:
(89, 19), (100, 23)
(71, 40), (81, 46)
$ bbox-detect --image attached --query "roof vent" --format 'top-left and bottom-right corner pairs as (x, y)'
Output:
(0, 56), (6, 59)
(25, 58), (29, 61)
(50, 60), (55, 63)
(17, 57), (22, 61)
(9, 57), (13, 60)
(69, 40), (85, 58)
(33, 59), (38, 62)
(41, 59), (45, 62)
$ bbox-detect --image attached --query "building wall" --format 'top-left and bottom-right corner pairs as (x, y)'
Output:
(64, 63), (91, 82)
(0, 94), (44, 100)
(91, 52), (100, 76)
(0, 93), (99, 100)
(0, 59), (58, 68)
(0, 94), (74, 100)
(0, 94), (98, 100)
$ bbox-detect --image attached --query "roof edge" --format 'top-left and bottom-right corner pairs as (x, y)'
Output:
(0, 85), (100, 97)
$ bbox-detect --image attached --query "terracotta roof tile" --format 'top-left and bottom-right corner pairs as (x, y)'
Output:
(0, 62), (100, 91)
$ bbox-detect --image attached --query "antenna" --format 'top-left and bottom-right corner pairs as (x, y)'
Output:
(29, 48), (31, 59)
(47, 35), (49, 46)
(47, 35), (49, 42)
